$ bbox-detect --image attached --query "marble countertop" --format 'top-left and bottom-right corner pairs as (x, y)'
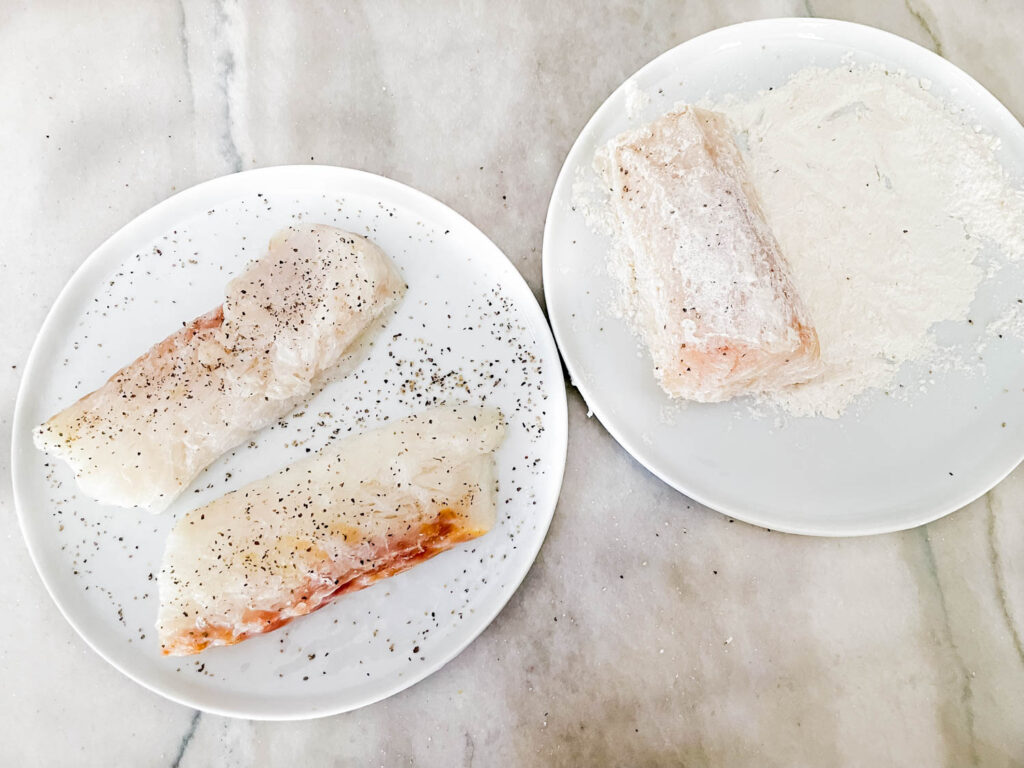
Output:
(2, 1), (1023, 765)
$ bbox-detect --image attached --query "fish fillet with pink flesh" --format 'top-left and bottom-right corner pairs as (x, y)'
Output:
(34, 224), (405, 512)
(596, 106), (821, 402)
(158, 403), (504, 656)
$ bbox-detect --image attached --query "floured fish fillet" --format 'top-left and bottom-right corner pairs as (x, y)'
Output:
(595, 106), (820, 402)
(157, 403), (505, 656)
(34, 224), (405, 512)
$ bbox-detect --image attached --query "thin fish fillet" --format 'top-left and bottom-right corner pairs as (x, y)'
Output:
(595, 106), (821, 402)
(34, 224), (405, 512)
(157, 403), (505, 656)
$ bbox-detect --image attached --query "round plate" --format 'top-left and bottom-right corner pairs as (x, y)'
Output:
(12, 166), (568, 719)
(543, 18), (1024, 536)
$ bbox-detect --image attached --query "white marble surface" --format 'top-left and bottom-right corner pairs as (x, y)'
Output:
(2, 1), (1023, 765)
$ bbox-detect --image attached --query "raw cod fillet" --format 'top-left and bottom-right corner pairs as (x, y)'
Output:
(595, 106), (821, 402)
(157, 403), (505, 656)
(34, 224), (405, 512)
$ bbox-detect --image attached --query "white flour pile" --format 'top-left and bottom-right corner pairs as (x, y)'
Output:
(583, 65), (1024, 418)
(713, 65), (1024, 417)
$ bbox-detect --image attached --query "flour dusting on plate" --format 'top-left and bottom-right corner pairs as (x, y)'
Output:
(580, 63), (1024, 418)
(711, 64), (1024, 417)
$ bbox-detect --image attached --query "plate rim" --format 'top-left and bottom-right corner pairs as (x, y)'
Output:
(541, 17), (1024, 537)
(11, 164), (569, 719)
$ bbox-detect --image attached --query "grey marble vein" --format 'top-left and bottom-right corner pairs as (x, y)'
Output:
(987, 494), (1024, 667)
(911, 527), (979, 765)
(213, 0), (243, 173)
(905, 0), (945, 55)
(176, 0), (194, 118)
(170, 711), (201, 768)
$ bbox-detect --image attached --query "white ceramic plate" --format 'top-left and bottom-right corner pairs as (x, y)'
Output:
(543, 18), (1024, 536)
(12, 166), (567, 719)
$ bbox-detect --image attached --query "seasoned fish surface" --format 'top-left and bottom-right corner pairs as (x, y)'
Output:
(35, 224), (405, 512)
(157, 404), (505, 656)
(596, 106), (821, 402)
